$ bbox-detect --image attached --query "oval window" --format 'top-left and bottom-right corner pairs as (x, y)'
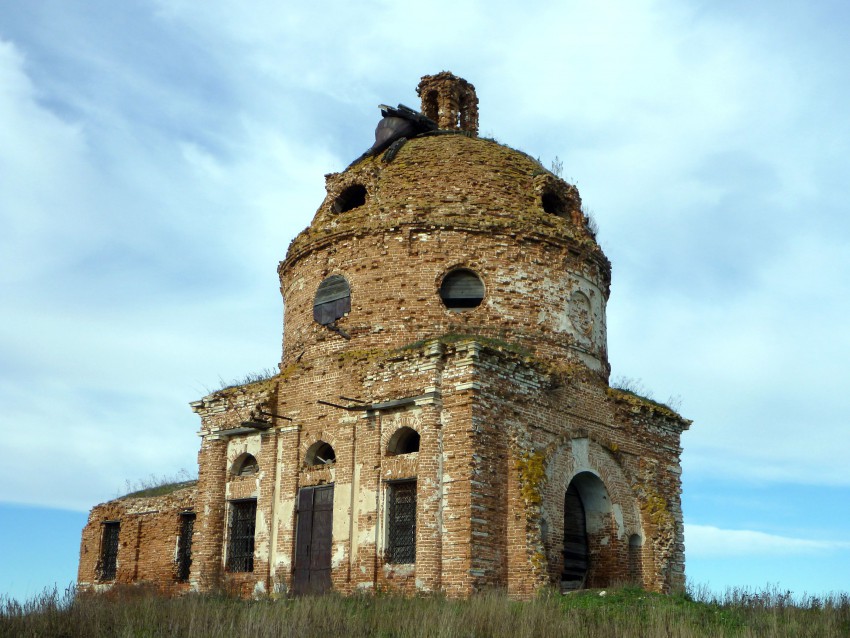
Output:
(440, 269), (484, 311)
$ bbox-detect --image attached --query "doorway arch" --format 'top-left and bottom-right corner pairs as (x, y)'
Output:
(562, 471), (613, 590)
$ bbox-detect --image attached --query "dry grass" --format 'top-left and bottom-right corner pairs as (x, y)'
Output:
(1, 584), (848, 638)
(120, 469), (196, 499)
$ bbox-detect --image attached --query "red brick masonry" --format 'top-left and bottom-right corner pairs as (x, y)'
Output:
(79, 73), (690, 599)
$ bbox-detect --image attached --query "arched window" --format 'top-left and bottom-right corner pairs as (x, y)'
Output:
(314, 275), (351, 325)
(232, 453), (258, 476)
(333, 184), (367, 213)
(439, 269), (484, 311)
(305, 441), (336, 466)
(387, 426), (420, 455)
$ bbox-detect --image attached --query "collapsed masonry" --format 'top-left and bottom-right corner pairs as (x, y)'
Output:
(78, 72), (690, 599)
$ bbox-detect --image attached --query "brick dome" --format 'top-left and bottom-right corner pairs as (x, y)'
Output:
(280, 131), (612, 376)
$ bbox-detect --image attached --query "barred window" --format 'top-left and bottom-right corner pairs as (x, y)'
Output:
(387, 481), (416, 564)
(99, 521), (120, 581)
(176, 512), (195, 582)
(226, 500), (256, 572)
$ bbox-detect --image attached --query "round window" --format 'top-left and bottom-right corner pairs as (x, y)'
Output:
(439, 269), (484, 311)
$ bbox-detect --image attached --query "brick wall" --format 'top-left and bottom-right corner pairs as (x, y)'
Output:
(77, 484), (196, 594)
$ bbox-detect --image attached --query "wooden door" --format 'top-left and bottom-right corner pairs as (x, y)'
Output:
(293, 485), (334, 595)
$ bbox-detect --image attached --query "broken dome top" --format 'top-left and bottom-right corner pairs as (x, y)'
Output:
(354, 72), (481, 166)
(281, 73), (603, 274)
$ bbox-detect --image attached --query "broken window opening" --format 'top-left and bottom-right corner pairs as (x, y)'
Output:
(387, 480), (416, 564)
(226, 500), (256, 573)
(333, 184), (367, 213)
(422, 90), (438, 124)
(387, 426), (420, 455)
(314, 275), (351, 326)
(305, 441), (336, 466)
(176, 512), (195, 582)
(233, 453), (259, 476)
(542, 191), (567, 218)
(98, 521), (120, 581)
(439, 269), (484, 311)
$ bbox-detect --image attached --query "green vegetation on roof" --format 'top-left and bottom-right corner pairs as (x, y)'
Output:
(122, 479), (197, 499)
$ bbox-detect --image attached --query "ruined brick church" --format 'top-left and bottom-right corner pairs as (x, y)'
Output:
(78, 73), (690, 599)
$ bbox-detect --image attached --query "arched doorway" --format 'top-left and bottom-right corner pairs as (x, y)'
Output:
(562, 471), (613, 591)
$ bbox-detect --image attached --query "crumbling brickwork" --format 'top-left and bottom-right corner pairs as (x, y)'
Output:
(79, 72), (690, 599)
(78, 484), (196, 594)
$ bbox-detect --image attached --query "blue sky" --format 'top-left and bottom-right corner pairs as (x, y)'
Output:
(1, 0), (849, 602)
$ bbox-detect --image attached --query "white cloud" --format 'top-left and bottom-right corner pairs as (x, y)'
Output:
(0, 0), (848, 514)
(0, 40), (103, 286)
(685, 524), (850, 558)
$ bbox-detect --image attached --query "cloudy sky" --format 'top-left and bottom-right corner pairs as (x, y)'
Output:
(2, 0), (848, 600)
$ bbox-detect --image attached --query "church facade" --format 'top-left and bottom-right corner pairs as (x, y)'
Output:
(78, 73), (690, 599)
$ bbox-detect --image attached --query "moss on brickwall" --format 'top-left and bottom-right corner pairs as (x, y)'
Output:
(278, 361), (303, 382)
(210, 374), (279, 399)
(397, 333), (531, 357)
(639, 486), (673, 529)
(515, 450), (547, 505)
(606, 387), (687, 422)
(337, 347), (391, 365)
(284, 135), (609, 278)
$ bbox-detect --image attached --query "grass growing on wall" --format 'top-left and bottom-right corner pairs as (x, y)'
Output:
(120, 469), (197, 499)
(2, 585), (848, 637)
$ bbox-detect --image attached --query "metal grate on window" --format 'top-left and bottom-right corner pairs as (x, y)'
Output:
(176, 512), (195, 582)
(387, 481), (417, 564)
(99, 521), (120, 581)
(226, 500), (256, 572)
